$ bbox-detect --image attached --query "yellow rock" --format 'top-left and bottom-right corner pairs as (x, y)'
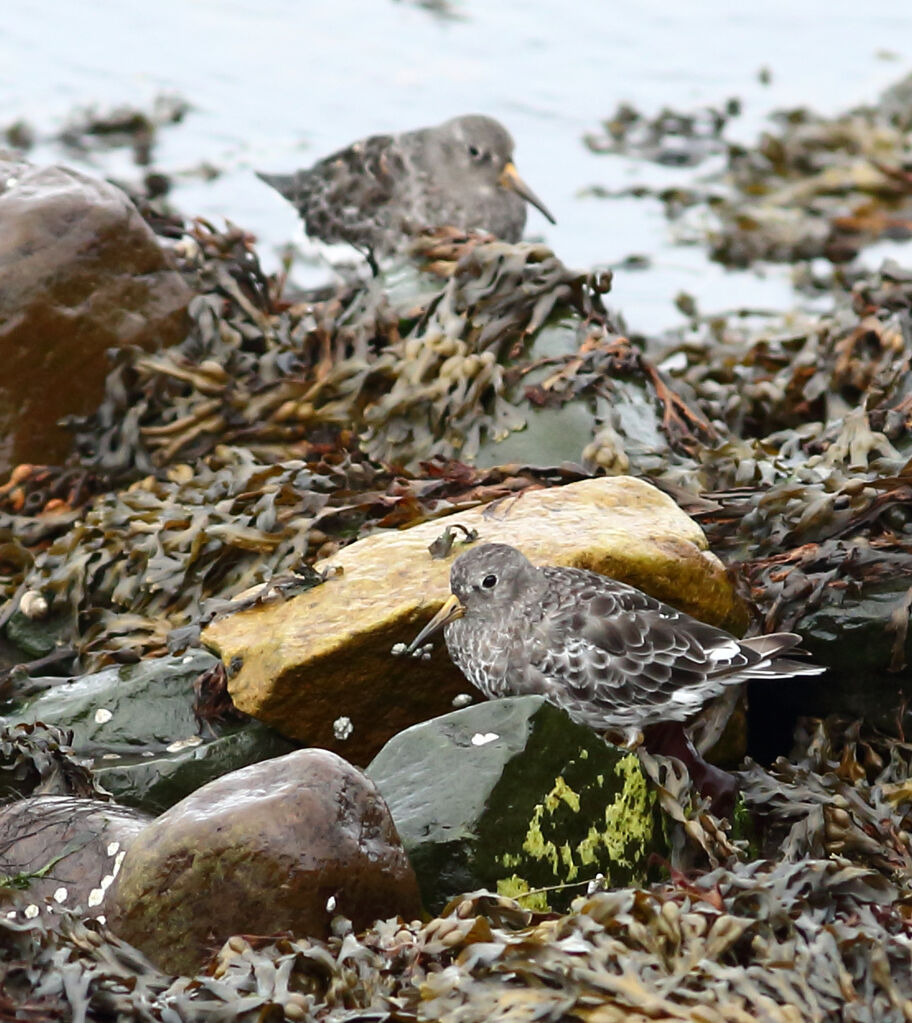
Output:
(201, 476), (746, 764)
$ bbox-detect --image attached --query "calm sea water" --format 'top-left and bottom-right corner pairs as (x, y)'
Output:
(3, 0), (912, 330)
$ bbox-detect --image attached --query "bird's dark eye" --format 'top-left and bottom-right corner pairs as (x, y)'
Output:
(482, 574), (497, 589)
(468, 144), (483, 160)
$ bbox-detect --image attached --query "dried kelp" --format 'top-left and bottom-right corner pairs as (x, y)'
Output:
(0, 454), (594, 678)
(67, 222), (703, 480)
(1, 449), (323, 674)
(587, 72), (912, 268)
(741, 717), (912, 874)
(583, 99), (738, 167)
(708, 73), (912, 266)
(644, 259), (912, 653)
(0, 722), (102, 804)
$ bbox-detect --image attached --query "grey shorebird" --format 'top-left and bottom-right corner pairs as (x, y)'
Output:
(257, 114), (555, 271)
(406, 542), (824, 814)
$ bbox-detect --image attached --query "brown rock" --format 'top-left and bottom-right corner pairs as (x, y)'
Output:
(202, 476), (748, 763)
(0, 795), (151, 927)
(106, 748), (421, 975)
(0, 160), (192, 474)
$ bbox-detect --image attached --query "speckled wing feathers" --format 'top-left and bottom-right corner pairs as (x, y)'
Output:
(258, 115), (540, 260)
(488, 566), (776, 731)
(261, 132), (408, 255)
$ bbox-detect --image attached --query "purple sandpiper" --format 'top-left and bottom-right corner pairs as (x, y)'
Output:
(406, 542), (824, 812)
(257, 114), (555, 268)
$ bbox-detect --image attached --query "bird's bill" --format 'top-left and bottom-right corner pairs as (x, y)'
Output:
(406, 594), (465, 653)
(499, 162), (557, 225)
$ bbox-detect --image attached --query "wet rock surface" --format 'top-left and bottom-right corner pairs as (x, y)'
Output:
(0, 159), (192, 474)
(0, 795), (150, 928)
(202, 475), (745, 762)
(105, 748), (421, 975)
(3, 650), (297, 812)
(367, 695), (668, 913)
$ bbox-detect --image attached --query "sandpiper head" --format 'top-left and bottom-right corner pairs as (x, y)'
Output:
(404, 542), (539, 653)
(434, 116), (556, 226)
(448, 542), (542, 614)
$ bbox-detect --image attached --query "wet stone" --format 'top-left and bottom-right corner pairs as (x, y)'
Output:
(0, 795), (150, 927)
(106, 748), (421, 975)
(367, 695), (669, 913)
(92, 719), (298, 815)
(4, 600), (73, 660)
(8, 650), (218, 755)
(4, 649), (297, 811)
(749, 582), (912, 745)
(0, 159), (191, 474)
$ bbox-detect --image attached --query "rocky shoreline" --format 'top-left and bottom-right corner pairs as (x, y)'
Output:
(2, 75), (912, 1020)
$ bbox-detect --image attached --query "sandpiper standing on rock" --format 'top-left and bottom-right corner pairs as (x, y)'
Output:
(257, 114), (555, 270)
(405, 542), (824, 814)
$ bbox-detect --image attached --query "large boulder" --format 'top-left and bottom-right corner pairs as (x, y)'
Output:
(202, 475), (747, 763)
(0, 160), (192, 474)
(106, 748), (421, 975)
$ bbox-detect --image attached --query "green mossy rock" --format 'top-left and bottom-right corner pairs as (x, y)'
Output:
(367, 695), (669, 913)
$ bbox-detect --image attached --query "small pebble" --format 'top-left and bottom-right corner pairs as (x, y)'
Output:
(333, 716), (353, 741)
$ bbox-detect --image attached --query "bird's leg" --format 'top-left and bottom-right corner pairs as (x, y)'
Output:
(365, 246), (380, 276)
(642, 721), (737, 819)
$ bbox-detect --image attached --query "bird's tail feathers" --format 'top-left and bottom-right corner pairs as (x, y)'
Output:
(256, 171), (297, 200)
(740, 633), (802, 657)
(740, 632), (825, 678)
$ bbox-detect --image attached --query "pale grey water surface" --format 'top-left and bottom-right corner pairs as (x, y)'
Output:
(3, 0), (912, 331)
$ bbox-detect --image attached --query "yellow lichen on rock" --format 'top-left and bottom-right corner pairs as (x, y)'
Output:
(494, 749), (659, 905)
(495, 875), (551, 913)
(590, 753), (655, 867)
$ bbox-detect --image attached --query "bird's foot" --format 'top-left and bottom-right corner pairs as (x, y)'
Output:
(643, 721), (738, 818)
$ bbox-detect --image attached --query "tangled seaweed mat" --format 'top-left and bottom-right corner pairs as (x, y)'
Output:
(4, 716), (912, 1020)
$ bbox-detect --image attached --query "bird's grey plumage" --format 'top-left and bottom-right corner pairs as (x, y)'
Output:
(257, 114), (555, 262)
(415, 543), (823, 740)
